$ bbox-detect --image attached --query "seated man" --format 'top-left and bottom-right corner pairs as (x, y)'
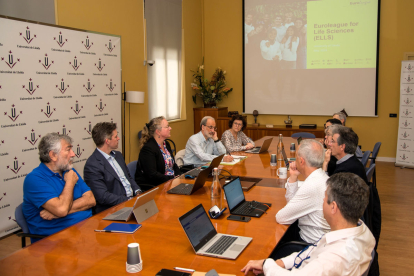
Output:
(242, 173), (375, 276)
(332, 112), (363, 156)
(23, 133), (96, 239)
(183, 116), (233, 167)
(84, 122), (141, 213)
(275, 139), (330, 244)
(323, 125), (368, 184)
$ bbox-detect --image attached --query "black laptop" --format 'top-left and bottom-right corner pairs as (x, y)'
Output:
(223, 177), (269, 217)
(185, 154), (225, 177)
(167, 166), (211, 195)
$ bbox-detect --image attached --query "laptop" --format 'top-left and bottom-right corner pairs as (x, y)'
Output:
(179, 204), (252, 259)
(167, 167), (210, 195)
(185, 154), (225, 177)
(281, 147), (290, 170)
(223, 177), (269, 217)
(103, 187), (159, 222)
(245, 137), (273, 154)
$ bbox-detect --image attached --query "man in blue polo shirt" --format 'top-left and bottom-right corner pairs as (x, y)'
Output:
(23, 133), (96, 240)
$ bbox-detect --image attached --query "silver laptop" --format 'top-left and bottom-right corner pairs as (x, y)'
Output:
(179, 204), (252, 260)
(185, 154), (225, 177)
(103, 187), (159, 223)
(281, 147), (290, 170)
(245, 137), (273, 153)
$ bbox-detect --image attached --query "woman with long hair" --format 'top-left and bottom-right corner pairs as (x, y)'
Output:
(135, 116), (180, 191)
(280, 25), (299, 69)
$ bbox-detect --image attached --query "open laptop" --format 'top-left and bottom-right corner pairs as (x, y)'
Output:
(223, 177), (269, 217)
(167, 166), (210, 195)
(281, 147), (290, 170)
(179, 204), (252, 259)
(185, 154), (225, 177)
(245, 137), (273, 154)
(103, 187), (159, 222)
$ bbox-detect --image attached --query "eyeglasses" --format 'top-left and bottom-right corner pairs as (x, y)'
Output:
(233, 122), (243, 127)
(205, 125), (217, 131)
(162, 125), (170, 129)
(293, 243), (317, 268)
(329, 139), (337, 144)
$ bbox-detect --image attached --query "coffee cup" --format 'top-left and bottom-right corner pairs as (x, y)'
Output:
(277, 167), (288, 179)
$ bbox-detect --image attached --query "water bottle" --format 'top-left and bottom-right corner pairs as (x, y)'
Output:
(210, 168), (222, 209)
(277, 134), (284, 161)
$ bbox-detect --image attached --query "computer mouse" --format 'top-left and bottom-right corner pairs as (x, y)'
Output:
(185, 175), (195, 179)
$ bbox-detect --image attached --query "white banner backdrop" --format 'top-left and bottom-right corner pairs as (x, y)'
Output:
(395, 61), (414, 168)
(0, 17), (122, 237)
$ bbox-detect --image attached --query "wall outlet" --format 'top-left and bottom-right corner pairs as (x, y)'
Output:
(389, 113), (397, 118)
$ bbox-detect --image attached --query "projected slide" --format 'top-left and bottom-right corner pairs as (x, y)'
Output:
(244, 0), (379, 116)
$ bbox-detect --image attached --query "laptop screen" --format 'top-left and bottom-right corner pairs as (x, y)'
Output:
(179, 204), (216, 252)
(282, 148), (290, 170)
(223, 178), (245, 211)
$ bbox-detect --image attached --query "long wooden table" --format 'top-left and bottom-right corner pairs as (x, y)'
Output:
(0, 137), (299, 275)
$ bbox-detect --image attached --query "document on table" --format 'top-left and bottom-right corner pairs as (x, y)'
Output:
(220, 155), (248, 165)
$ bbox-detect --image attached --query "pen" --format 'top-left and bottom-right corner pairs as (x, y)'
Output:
(174, 267), (195, 272)
(94, 230), (113, 233)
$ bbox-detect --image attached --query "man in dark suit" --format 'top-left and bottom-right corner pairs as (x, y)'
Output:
(323, 125), (368, 184)
(84, 122), (141, 213)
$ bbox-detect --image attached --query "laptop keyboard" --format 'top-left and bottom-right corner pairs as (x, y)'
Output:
(111, 210), (131, 220)
(167, 183), (193, 195)
(234, 201), (260, 215)
(206, 235), (237, 255)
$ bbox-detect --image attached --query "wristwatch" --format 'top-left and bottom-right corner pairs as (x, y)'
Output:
(214, 139), (220, 143)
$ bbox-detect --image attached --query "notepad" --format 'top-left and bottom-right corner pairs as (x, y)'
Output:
(101, 223), (142, 233)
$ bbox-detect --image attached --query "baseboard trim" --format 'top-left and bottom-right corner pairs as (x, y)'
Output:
(377, 157), (396, 163)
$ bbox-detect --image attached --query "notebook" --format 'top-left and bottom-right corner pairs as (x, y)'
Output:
(179, 204), (252, 259)
(167, 166), (210, 195)
(245, 138), (273, 154)
(223, 177), (269, 218)
(186, 154), (225, 177)
(103, 187), (159, 222)
(98, 223), (142, 234)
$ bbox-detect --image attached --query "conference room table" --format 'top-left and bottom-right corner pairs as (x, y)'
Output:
(0, 137), (300, 276)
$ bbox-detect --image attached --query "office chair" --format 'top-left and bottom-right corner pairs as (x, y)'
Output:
(360, 150), (371, 168)
(165, 139), (176, 156)
(366, 163), (376, 183)
(138, 130), (142, 140)
(368, 142), (381, 186)
(15, 203), (46, 247)
(291, 132), (316, 139)
(127, 160), (138, 179)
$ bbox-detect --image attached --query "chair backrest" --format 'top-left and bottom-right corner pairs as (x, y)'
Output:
(371, 142), (381, 163)
(165, 139), (176, 156)
(138, 130), (142, 140)
(175, 149), (185, 167)
(366, 163), (376, 183)
(360, 150), (371, 168)
(15, 203), (30, 234)
(127, 160), (138, 179)
(291, 132), (316, 139)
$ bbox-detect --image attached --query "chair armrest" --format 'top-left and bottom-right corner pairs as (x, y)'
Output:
(16, 232), (47, 239)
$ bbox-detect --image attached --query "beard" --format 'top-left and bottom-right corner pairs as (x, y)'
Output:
(56, 156), (74, 172)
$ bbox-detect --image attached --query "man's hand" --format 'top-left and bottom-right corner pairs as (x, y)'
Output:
(241, 259), (265, 275)
(288, 161), (301, 182)
(212, 130), (219, 141)
(245, 143), (254, 150)
(40, 209), (59, 220)
(64, 169), (79, 186)
(265, 41), (270, 47)
(322, 149), (332, 172)
(223, 155), (234, 162)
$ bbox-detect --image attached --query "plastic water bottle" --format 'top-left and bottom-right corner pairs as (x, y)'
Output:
(210, 168), (222, 209)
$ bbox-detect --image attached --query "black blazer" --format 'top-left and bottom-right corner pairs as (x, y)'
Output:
(135, 138), (181, 191)
(84, 149), (141, 213)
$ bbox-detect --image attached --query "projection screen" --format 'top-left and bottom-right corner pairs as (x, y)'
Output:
(243, 0), (380, 116)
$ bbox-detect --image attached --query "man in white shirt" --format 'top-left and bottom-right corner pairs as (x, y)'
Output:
(242, 172), (375, 276)
(183, 116), (233, 167)
(275, 139), (330, 244)
(272, 16), (287, 43)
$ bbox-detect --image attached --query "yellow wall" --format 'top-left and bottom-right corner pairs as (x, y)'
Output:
(56, 0), (202, 163)
(203, 0), (409, 158)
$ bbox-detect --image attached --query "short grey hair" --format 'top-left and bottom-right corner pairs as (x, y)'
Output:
(331, 125), (358, 154)
(38, 133), (73, 163)
(326, 173), (369, 224)
(297, 139), (324, 168)
(200, 116), (215, 130)
(333, 112), (346, 125)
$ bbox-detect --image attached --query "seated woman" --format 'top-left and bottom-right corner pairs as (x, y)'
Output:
(135, 116), (181, 191)
(221, 115), (255, 152)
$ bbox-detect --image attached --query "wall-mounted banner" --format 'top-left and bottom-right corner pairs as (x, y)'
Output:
(395, 61), (414, 168)
(0, 17), (122, 237)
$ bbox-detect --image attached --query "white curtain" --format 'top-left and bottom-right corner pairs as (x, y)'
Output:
(145, 0), (182, 120)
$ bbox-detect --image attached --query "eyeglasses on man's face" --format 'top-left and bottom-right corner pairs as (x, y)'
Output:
(205, 125), (217, 131)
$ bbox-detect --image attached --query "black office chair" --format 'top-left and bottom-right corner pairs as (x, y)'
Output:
(15, 203), (46, 247)
(366, 163), (376, 183)
(127, 160), (138, 179)
(138, 130), (142, 140)
(291, 132), (316, 139)
(165, 139), (176, 157)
